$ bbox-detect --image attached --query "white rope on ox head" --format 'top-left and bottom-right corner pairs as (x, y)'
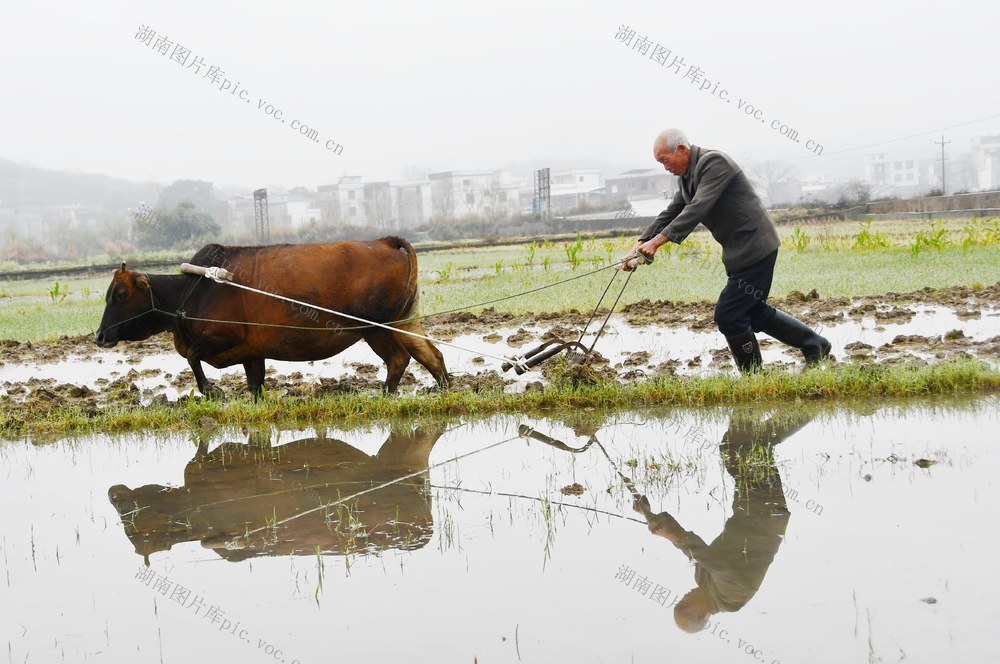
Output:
(179, 263), (233, 283)
(203, 266), (233, 283)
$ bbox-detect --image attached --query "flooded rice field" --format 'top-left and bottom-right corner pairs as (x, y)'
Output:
(2, 302), (999, 405)
(2, 397), (997, 663)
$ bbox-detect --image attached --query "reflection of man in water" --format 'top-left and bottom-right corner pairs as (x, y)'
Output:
(633, 408), (814, 633)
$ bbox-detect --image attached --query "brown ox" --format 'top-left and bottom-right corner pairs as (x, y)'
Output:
(95, 237), (449, 397)
(108, 425), (444, 562)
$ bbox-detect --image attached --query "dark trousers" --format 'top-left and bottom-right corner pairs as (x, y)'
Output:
(714, 249), (779, 337)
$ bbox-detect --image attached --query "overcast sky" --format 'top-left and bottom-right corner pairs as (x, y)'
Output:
(3, 0), (998, 190)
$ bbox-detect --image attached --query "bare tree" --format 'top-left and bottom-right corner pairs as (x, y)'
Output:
(401, 165), (430, 181)
(431, 180), (455, 220)
(748, 161), (794, 203)
(365, 184), (397, 229)
(458, 180), (479, 217)
(479, 176), (514, 222)
(850, 178), (870, 203)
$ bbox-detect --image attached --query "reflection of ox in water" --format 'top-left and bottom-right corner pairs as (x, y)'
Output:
(94, 237), (449, 398)
(108, 425), (445, 563)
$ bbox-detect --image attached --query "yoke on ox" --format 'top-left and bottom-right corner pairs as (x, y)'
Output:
(95, 237), (449, 398)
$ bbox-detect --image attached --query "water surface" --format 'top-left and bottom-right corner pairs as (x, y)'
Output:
(1, 397), (997, 662)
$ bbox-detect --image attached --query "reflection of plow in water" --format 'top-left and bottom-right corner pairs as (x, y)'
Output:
(518, 424), (642, 501)
(431, 425), (648, 528)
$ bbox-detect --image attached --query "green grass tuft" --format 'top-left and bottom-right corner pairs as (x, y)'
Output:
(3, 359), (997, 437)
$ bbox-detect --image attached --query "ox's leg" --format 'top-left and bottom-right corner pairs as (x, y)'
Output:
(392, 323), (450, 389)
(185, 337), (231, 399)
(243, 359), (266, 400)
(365, 331), (412, 394)
(188, 358), (226, 399)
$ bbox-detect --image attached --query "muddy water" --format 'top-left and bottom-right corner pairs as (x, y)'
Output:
(2, 397), (997, 663)
(2, 304), (998, 401)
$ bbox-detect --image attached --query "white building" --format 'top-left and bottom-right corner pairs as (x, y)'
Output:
(865, 153), (934, 197)
(392, 181), (434, 228)
(225, 195), (256, 232)
(428, 170), (522, 220)
(316, 176), (434, 229)
(605, 168), (675, 201)
(549, 168), (604, 211)
(270, 196), (321, 228)
(363, 180), (433, 230)
(971, 133), (1000, 191)
(316, 176), (368, 225)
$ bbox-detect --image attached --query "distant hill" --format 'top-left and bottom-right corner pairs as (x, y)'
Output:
(0, 158), (161, 209)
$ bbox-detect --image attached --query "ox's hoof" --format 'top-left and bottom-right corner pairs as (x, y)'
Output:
(201, 383), (227, 400)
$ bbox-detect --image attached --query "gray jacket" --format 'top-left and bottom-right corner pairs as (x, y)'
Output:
(639, 145), (780, 272)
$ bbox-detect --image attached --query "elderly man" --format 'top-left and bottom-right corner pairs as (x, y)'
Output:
(629, 128), (830, 372)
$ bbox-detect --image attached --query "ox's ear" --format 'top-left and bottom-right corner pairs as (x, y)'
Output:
(135, 274), (151, 290)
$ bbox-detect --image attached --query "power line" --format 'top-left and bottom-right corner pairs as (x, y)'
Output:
(782, 111), (1000, 161)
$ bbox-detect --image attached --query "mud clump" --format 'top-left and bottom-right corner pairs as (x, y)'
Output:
(622, 351), (651, 367)
(541, 325), (577, 342)
(885, 334), (930, 348)
(543, 357), (612, 387)
(105, 373), (142, 405)
(347, 363), (380, 380)
(787, 289), (820, 302)
(844, 342), (875, 360)
(505, 329), (534, 347)
(450, 371), (511, 393)
(653, 359), (681, 377)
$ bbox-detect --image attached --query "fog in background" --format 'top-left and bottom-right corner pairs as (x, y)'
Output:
(3, 0), (997, 186)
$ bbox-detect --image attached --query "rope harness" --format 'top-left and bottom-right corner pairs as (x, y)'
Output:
(101, 251), (653, 374)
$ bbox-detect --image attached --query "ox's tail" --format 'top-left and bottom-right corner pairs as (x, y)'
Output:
(382, 236), (421, 319)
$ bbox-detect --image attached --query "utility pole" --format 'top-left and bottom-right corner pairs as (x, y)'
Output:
(533, 168), (551, 221)
(253, 188), (270, 244)
(934, 135), (950, 194)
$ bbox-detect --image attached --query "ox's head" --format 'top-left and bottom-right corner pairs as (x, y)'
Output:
(94, 262), (159, 348)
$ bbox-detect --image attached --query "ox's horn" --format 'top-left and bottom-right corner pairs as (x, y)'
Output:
(119, 261), (127, 272)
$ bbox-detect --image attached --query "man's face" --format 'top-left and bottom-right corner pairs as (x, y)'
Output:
(654, 143), (691, 176)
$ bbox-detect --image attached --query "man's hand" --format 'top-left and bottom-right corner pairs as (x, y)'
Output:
(637, 234), (668, 260)
(632, 493), (652, 518)
(623, 235), (667, 271)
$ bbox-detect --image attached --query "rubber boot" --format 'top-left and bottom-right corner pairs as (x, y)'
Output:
(725, 331), (762, 374)
(760, 310), (831, 366)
